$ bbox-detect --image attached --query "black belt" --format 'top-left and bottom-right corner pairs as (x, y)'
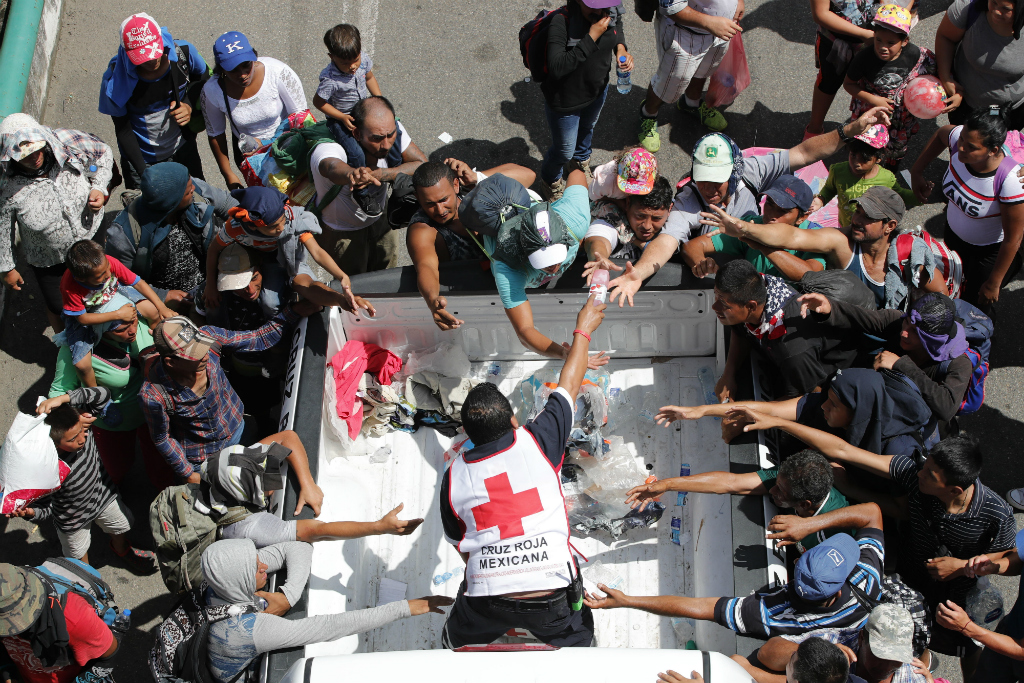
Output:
(485, 589), (568, 613)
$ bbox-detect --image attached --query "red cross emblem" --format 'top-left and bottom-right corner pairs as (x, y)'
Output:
(471, 473), (544, 540)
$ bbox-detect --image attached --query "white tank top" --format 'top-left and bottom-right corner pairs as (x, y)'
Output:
(448, 428), (573, 597)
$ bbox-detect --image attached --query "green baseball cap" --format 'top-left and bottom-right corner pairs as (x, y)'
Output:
(692, 134), (735, 184)
(0, 564), (46, 636)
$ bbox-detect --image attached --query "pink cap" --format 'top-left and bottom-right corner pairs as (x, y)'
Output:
(120, 14), (164, 66)
(854, 124), (890, 150)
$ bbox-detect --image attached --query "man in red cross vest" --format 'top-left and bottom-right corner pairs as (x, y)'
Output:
(439, 296), (606, 649)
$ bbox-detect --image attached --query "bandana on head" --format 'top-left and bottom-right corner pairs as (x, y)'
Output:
(908, 309), (969, 362)
(745, 275), (796, 341)
(102, 26), (178, 110)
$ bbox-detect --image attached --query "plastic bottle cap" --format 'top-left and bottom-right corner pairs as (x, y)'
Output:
(123, 609), (131, 616)
(88, 165), (97, 172)
(619, 56), (626, 63)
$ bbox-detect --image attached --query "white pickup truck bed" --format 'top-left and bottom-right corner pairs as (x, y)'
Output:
(266, 288), (779, 683)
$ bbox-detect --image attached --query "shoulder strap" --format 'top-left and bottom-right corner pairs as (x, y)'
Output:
(966, 0), (986, 30)
(311, 183), (344, 220)
(465, 229), (495, 263)
(847, 577), (881, 610)
(125, 198), (144, 248)
(220, 78), (236, 136)
(168, 45), (188, 105)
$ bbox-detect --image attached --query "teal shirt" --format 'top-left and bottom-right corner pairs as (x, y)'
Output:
(487, 185), (591, 309)
(711, 214), (826, 280)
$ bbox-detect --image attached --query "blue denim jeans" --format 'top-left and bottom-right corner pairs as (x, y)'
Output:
(541, 85), (609, 184)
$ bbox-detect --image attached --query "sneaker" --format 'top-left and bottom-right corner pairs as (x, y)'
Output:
(569, 158), (593, 187)
(638, 112), (661, 153)
(1007, 488), (1024, 511)
(541, 178), (566, 202)
(111, 542), (157, 575)
(678, 99), (728, 132)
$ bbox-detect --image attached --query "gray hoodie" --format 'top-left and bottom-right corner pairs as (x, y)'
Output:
(200, 538), (412, 683)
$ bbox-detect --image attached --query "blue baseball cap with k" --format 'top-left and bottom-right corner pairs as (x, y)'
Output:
(793, 533), (861, 602)
(213, 31), (257, 72)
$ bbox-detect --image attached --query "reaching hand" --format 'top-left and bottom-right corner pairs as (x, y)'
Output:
(339, 284), (376, 317)
(624, 480), (667, 511)
(698, 204), (743, 237)
(164, 290), (193, 309)
(292, 299), (325, 318)
(294, 482), (324, 517)
(575, 294), (606, 335)
(377, 503), (425, 536)
(582, 256), (623, 286)
(409, 595), (455, 616)
(847, 106), (892, 137)
(430, 296), (464, 330)
(654, 405), (704, 426)
(204, 282), (222, 311)
(910, 171), (935, 204)
(587, 350), (610, 370)
(797, 292), (831, 318)
(964, 554), (996, 579)
(726, 405), (777, 432)
(608, 262), (642, 307)
(6, 507), (35, 519)
(766, 514), (814, 547)
(348, 167), (382, 191)
(583, 584), (630, 610)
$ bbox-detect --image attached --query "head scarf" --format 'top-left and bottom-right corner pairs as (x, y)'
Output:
(0, 114), (70, 183)
(907, 292), (969, 362)
(492, 202), (575, 271)
(229, 187), (287, 227)
(51, 292), (135, 349)
(102, 26), (177, 110)
(202, 538), (259, 607)
(829, 368), (932, 454)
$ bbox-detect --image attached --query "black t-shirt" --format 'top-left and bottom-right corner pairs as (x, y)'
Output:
(847, 43), (921, 91)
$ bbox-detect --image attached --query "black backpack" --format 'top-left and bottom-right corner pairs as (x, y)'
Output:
(796, 270), (877, 311)
(149, 587), (257, 683)
(519, 7), (569, 83)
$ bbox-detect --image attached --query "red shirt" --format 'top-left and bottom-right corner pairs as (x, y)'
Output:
(2, 593), (113, 683)
(60, 255), (140, 316)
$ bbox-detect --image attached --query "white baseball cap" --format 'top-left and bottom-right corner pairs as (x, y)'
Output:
(692, 134), (735, 184)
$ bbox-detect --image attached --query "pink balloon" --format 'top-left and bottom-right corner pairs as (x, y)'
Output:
(905, 75), (947, 120)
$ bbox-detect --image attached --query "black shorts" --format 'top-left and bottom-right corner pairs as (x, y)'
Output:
(944, 224), (1023, 314)
(814, 33), (856, 96)
(441, 582), (594, 649)
(30, 263), (68, 315)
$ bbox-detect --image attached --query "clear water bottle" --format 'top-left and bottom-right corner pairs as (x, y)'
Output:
(966, 576), (1005, 632)
(84, 164), (98, 180)
(238, 133), (262, 155)
(111, 608), (131, 642)
(616, 56), (632, 95)
(589, 269), (609, 304)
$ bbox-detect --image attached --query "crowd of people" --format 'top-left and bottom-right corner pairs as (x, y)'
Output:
(2, 0), (1024, 682)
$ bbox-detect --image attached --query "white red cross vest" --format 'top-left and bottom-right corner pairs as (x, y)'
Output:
(448, 427), (573, 597)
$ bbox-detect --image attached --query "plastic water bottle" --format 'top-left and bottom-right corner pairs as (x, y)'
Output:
(84, 164), (98, 180)
(966, 576), (1005, 632)
(111, 609), (131, 633)
(238, 133), (262, 155)
(616, 56), (632, 95)
(590, 269), (609, 304)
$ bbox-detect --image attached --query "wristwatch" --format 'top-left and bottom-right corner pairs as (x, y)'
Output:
(837, 123), (853, 144)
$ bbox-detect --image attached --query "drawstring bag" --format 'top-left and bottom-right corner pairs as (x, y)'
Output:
(459, 174), (533, 237)
(706, 34), (751, 108)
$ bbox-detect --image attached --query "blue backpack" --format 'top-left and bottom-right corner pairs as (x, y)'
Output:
(937, 299), (993, 415)
(29, 557), (121, 628)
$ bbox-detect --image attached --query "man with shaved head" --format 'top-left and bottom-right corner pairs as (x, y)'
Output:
(311, 95), (427, 274)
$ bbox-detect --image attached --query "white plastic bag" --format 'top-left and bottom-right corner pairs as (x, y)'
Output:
(403, 343), (471, 379)
(0, 412), (69, 513)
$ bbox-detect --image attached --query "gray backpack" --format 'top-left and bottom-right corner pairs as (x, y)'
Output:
(150, 484), (253, 595)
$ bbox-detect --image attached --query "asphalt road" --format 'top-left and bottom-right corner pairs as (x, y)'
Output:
(2, 0), (1024, 681)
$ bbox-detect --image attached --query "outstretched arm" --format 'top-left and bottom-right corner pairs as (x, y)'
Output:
(625, 471), (768, 511)
(700, 205), (850, 262)
(584, 585), (719, 621)
(766, 503), (883, 547)
(557, 295), (606, 403)
(788, 106), (891, 169)
(728, 407), (895, 478)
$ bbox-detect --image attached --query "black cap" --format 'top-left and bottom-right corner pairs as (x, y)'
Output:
(763, 175), (814, 212)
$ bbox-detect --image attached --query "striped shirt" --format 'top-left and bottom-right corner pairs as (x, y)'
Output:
(32, 387), (117, 533)
(140, 308), (299, 478)
(714, 528), (885, 637)
(782, 628), (927, 683)
(890, 454), (1015, 599)
(942, 125), (1024, 246)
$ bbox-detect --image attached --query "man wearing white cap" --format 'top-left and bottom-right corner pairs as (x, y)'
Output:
(99, 13), (209, 187)
(606, 105), (892, 311)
